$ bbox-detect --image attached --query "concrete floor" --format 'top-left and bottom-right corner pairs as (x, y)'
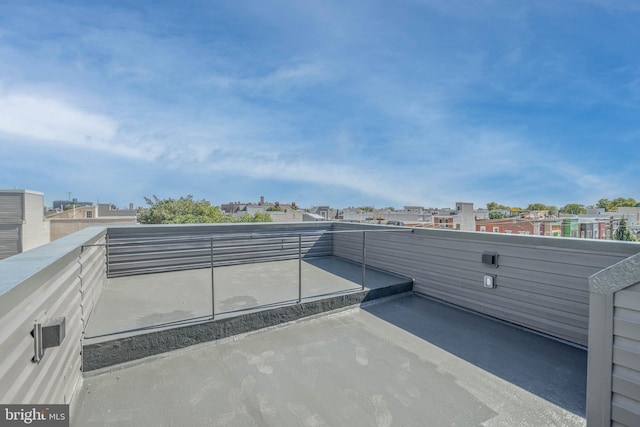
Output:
(73, 294), (587, 427)
(84, 257), (409, 343)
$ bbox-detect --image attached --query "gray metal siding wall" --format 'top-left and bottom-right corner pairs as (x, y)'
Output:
(0, 224), (20, 259)
(587, 251), (640, 426)
(106, 223), (333, 277)
(80, 242), (107, 334)
(333, 223), (640, 346)
(24, 192), (43, 223)
(22, 192), (49, 252)
(612, 282), (640, 426)
(0, 192), (23, 221)
(0, 230), (106, 404)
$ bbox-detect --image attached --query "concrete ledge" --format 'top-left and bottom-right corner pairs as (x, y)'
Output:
(589, 251), (640, 294)
(82, 280), (413, 371)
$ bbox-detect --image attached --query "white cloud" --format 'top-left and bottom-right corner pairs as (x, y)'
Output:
(0, 92), (115, 143)
(207, 60), (331, 97)
(0, 88), (162, 161)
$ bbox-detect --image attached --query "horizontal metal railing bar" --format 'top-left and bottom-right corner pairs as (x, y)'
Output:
(106, 241), (331, 255)
(107, 253), (326, 270)
(106, 240), (328, 253)
(107, 238), (328, 251)
(85, 227), (413, 248)
(107, 246), (332, 259)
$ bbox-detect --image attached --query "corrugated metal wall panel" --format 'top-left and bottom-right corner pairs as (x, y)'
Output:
(0, 262), (81, 403)
(0, 192), (23, 222)
(612, 394), (640, 427)
(332, 223), (639, 346)
(612, 283), (640, 427)
(0, 224), (20, 259)
(23, 192), (42, 223)
(0, 231), (106, 404)
(80, 242), (106, 329)
(106, 224), (333, 277)
(21, 192), (49, 252)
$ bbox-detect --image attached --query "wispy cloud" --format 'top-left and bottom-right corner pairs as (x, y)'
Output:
(0, 86), (164, 161)
(206, 60), (334, 102)
(0, 91), (115, 144)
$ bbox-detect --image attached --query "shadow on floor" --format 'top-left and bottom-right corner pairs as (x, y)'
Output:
(304, 256), (411, 289)
(363, 294), (587, 417)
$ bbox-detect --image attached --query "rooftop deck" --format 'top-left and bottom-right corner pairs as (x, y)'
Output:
(2, 222), (639, 426)
(84, 256), (410, 344)
(72, 294), (587, 426)
(81, 256), (413, 370)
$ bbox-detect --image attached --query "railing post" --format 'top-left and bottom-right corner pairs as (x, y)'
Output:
(362, 231), (366, 290)
(105, 234), (110, 278)
(210, 237), (215, 320)
(298, 234), (302, 303)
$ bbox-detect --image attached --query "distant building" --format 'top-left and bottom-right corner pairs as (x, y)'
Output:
(474, 208), (490, 220)
(0, 189), (50, 259)
(617, 207), (640, 226)
(265, 205), (304, 222)
(97, 203), (137, 217)
(562, 218), (580, 238)
(586, 208), (606, 216)
(378, 206), (432, 224)
(341, 208), (371, 222)
(432, 202), (475, 231)
(308, 206), (332, 220)
(454, 202), (475, 231)
(519, 210), (549, 220)
(579, 221), (601, 239)
(302, 213), (326, 221)
(52, 199), (93, 210)
(476, 218), (542, 235)
(221, 198), (304, 222)
(46, 203), (137, 241)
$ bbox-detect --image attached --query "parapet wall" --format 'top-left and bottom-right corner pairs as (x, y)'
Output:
(0, 227), (106, 404)
(587, 252), (640, 426)
(333, 222), (640, 347)
(106, 222), (333, 277)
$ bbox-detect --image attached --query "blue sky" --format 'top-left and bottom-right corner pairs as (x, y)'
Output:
(1, 0), (639, 209)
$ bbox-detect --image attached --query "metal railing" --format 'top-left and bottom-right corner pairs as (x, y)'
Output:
(203, 228), (410, 319)
(85, 227), (414, 322)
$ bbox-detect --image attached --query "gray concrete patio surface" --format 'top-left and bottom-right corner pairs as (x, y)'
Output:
(72, 294), (587, 427)
(84, 256), (410, 344)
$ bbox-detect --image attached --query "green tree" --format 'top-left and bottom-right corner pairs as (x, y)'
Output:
(510, 207), (522, 216)
(560, 204), (587, 215)
(137, 195), (271, 224)
(547, 206), (559, 216)
(489, 212), (506, 219)
(487, 202), (510, 211)
(237, 212), (272, 223)
(526, 203), (548, 211)
(614, 217), (638, 241)
(597, 198), (639, 211)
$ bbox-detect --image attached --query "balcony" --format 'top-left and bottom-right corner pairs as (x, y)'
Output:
(1, 222), (640, 426)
